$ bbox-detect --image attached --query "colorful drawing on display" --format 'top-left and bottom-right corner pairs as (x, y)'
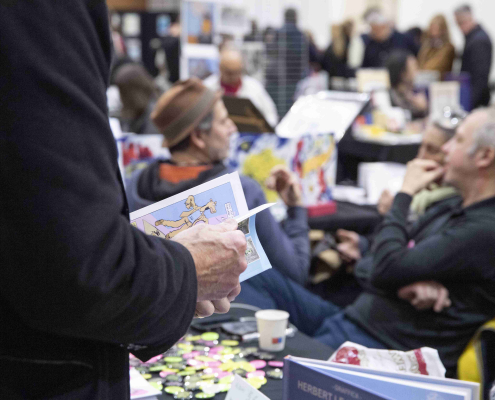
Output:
(118, 134), (170, 179)
(188, 57), (219, 80)
(228, 133), (336, 206)
(292, 134), (336, 204)
(186, 2), (215, 44)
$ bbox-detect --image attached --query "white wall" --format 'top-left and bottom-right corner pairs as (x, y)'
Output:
(243, 0), (334, 49)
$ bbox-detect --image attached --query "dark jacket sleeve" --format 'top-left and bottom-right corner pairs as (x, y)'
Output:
(466, 38), (492, 109)
(361, 44), (373, 68)
(242, 178), (310, 285)
(369, 193), (495, 291)
(0, 0), (197, 360)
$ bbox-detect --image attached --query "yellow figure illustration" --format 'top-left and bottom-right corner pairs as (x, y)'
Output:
(155, 195), (217, 239)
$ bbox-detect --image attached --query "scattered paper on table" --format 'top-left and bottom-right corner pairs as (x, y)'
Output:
(129, 368), (161, 399)
(225, 374), (270, 400)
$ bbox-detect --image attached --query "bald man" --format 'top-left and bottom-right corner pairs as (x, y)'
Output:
(203, 49), (279, 128)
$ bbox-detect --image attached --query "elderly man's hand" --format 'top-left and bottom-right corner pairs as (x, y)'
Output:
(401, 159), (445, 197)
(173, 219), (247, 302)
(195, 285), (241, 318)
(398, 281), (451, 313)
(266, 165), (303, 207)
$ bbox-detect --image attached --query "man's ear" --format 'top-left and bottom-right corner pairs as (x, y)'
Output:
(190, 128), (207, 150)
(476, 146), (495, 169)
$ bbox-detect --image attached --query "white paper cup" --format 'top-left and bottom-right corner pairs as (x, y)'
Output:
(255, 309), (290, 352)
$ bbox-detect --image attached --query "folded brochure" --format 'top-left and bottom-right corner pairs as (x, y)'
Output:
(129, 172), (273, 282)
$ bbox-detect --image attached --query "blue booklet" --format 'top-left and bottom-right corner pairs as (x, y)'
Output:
(283, 357), (479, 400)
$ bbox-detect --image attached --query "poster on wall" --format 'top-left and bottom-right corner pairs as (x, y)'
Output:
(180, 43), (219, 80)
(122, 13), (141, 36)
(156, 14), (171, 37)
(218, 5), (248, 35)
(188, 57), (219, 80)
(125, 38), (142, 61)
(185, 1), (216, 44)
(242, 42), (266, 85)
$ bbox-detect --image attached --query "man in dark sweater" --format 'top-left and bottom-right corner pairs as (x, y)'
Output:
(362, 11), (419, 68)
(235, 108), (495, 377)
(455, 5), (493, 109)
(0, 1), (247, 399)
(127, 78), (311, 286)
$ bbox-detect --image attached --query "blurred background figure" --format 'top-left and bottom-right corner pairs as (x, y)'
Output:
(405, 27), (423, 51)
(417, 15), (456, 76)
(454, 4), (492, 109)
(114, 63), (160, 134)
(244, 20), (263, 42)
(150, 38), (173, 95)
(109, 11), (127, 60)
(386, 50), (428, 119)
(362, 10), (419, 68)
(204, 48), (279, 127)
(321, 20), (355, 79)
(265, 8), (309, 118)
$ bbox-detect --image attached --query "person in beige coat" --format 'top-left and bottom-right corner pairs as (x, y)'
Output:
(418, 14), (456, 75)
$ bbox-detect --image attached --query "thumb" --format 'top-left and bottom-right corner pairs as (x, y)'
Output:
(397, 286), (415, 300)
(434, 287), (450, 313)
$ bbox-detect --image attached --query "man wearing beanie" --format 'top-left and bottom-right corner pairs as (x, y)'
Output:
(127, 78), (311, 288)
(1, 2), (247, 399)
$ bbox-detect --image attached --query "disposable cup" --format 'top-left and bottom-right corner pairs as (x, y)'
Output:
(255, 309), (290, 352)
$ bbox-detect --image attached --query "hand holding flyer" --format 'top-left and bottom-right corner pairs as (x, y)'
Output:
(129, 172), (273, 282)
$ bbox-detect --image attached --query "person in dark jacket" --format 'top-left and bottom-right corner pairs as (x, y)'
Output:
(361, 11), (419, 68)
(236, 108), (495, 377)
(127, 78), (311, 287)
(0, 1), (247, 399)
(266, 8), (309, 117)
(455, 4), (493, 109)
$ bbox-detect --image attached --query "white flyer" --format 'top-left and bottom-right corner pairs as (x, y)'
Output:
(225, 374), (270, 400)
(129, 368), (160, 399)
(130, 172), (272, 282)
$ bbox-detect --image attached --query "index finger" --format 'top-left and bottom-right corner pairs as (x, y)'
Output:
(412, 158), (441, 170)
(434, 287), (450, 313)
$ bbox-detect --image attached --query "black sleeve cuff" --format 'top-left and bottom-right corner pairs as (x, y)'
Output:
(393, 192), (413, 214)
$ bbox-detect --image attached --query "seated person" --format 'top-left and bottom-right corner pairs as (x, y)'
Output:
(236, 108), (495, 377)
(338, 118), (461, 264)
(203, 48), (279, 128)
(386, 50), (428, 119)
(113, 63), (160, 134)
(126, 78), (310, 285)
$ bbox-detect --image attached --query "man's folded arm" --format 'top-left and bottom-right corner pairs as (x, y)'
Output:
(369, 193), (495, 290)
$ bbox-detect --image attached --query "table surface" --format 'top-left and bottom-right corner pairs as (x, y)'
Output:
(337, 129), (420, 183)
(156, 305), (334, 400)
